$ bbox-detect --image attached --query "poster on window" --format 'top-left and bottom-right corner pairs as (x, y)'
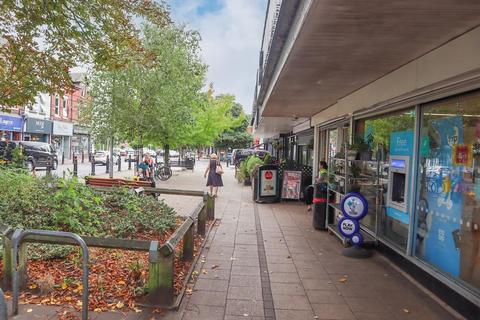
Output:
(421, 116), (463, 277)
(260, 169), (277, 197)
(452, 144), (472, 167)
(281, 171), (302, 199)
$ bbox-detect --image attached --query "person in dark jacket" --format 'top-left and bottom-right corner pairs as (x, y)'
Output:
(204, 153), (223, 197)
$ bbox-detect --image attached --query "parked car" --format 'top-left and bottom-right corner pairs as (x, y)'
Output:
(169, 150), (180, 159)
(233, 149), (270, 166)
(142, 148), (157, 157)
(93, 151), (119, 165)
(18, 141), (58, 170)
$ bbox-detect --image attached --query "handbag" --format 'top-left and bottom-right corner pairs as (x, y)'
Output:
(215, 161), (224, 175)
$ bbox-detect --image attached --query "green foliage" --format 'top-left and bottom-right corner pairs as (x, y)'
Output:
(0, 0), (170, 109)
(214, 100), (252, 149)
(0, 168), (177, 258)
(263, 153), (271, 165)
(364, 112), (415, 151)
(246, 156), (263, 177)
(236, 160), (248, 183)
(11, 145), (26, 168)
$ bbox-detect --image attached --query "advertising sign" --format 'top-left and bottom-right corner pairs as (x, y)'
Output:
(25, 118), (52, 134)
(53, 121), (73, 136)
(338, 193), (368, 245)
(422, 116), (463, 277)
(281, 170), (302, 199)
(0, 114), (23, 132)
(260, 169), (277, 197)
(452, 144), (472, 167)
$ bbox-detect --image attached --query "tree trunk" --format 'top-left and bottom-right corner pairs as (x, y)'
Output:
(164, 144), (170, 165)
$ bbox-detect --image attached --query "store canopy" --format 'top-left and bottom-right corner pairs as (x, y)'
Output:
(257, 0), (480, 135)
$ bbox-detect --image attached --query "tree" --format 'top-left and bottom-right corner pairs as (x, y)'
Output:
(214, 100), (252, 150)
(0, 0), (169, 109)
(85, 23), (207, 160)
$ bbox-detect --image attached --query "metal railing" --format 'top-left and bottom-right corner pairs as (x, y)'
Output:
(12, 229), (89, 320)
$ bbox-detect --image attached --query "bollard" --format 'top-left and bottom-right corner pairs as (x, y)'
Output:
(197, 206), (207, 236)
(73, 155), (78, 177)
(128, 155), (132, 170)
(91, 156), (95, 176)
(81, 152), (85, 163)
(45, 163), (51, 176)
(61, 151), (65, 165)
(118, 156), (121, 171)
(105, 156), (109, 174)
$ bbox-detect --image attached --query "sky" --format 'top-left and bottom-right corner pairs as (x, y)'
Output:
(169, 0), (267, 112)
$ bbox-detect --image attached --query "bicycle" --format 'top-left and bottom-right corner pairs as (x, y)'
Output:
(154, 163), (172, 181)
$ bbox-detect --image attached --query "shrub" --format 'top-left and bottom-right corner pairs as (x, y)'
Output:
(246, 155), (263, 178)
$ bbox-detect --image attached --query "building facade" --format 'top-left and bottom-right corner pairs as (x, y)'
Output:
(252, 1), (480, 317)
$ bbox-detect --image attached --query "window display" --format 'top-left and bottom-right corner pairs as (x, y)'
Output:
(355, 110), (415, 249)
(416, 91), (480, 294)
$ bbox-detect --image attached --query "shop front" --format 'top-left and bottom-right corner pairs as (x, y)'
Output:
(52, 121), (73, 160)
(314, 89), (480, 309)
(0, 113), (23, 141)
(72, 125), (91, 157)
(24, 118), (52, 142)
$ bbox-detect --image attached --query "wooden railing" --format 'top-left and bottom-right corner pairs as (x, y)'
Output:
(1, 189), (215, 308)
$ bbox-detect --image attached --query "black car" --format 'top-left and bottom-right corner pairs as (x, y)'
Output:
(233, 149), (270, 167)
(19, 141), (58, 170)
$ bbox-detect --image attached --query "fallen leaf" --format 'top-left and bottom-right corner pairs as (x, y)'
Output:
(403, 309), (410, 313)
(94, 308), (102, 312)
(76, 300), (83, 307)
(134, 308), (143, 313)
(27, 309), (33, 313)
(117, 280), (126, 285)
(202, 269), (208, 275)
(186, 288), (193, 295)
(61, 282), (68, 290)
(116, 301), (124, 309)
(29, 284), (38, 289)
(339, 277), (348, 283)
(211, 265), (219, 269)
(243, 313), (249, 317)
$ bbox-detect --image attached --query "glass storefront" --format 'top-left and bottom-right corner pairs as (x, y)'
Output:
(415, 91), (480, 296)
(355, 110), (416, 249)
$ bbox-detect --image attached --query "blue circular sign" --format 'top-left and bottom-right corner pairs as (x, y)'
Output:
(350, 233), (364, 245)
(341, 193), (368, 220)
(338, 217), (359, 238)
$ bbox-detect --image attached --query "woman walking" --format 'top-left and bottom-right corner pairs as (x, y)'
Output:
(204, 153), (223, 197)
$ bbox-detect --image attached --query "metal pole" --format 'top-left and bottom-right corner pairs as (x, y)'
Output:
(61, 151), (65, 165)
(91, 156), (95, 176)
(128, 155), (132, 170)
(81, 151), (85, 163)
(105, 156), (109, 174)
(118, 155), (121, 172)
(73, 155), (78, 177)
(109, 136), (114, 179)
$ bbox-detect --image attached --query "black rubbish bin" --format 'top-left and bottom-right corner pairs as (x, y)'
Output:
(313, 183), (328, 230)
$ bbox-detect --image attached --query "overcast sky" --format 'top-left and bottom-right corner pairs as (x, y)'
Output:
(169, 0), (267, 112)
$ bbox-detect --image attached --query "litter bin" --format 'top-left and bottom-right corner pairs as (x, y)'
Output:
(312, 182), (328, 230)
(254, 164), (280, 203)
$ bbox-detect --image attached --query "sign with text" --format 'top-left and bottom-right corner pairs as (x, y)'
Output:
(338, 193), (368, 245)
(260, 169), (277, 197)
(0, 114), (23, 132)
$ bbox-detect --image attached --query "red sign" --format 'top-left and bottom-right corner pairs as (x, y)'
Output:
(264, 171), (273, 180)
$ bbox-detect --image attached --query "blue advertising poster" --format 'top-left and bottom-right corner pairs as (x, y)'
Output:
(386, 130), (413, 224)
(0, 114), (23, 132)
(423, 116), (462, 277)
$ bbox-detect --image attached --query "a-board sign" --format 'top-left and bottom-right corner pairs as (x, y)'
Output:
(259, 168), (277, 197)
(338, 193), (368, 245)
(281, 170), (302, 199)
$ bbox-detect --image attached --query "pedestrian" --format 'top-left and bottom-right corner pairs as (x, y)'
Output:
(204, 153), (223, 197)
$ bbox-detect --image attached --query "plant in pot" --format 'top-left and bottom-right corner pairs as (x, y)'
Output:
(246, 155), (263, 186)
(348, 136), (371, 161)
(348, 162), (361, 193)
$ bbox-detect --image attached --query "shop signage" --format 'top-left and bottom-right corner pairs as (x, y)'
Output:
(25, 118), (52, 134)
(0, 114), (23, 132)
(260, 169), (277, 196)
(73, 125), (91, 135)
(53, 121), (73, 136)
(452, 144), (472, 167)
(281, 170), (302, 199)
(338, 193), (368, 245)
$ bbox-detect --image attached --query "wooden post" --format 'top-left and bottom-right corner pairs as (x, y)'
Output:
(197, 205), (206, 236)
(207, 195), (215, 220)
(147, 241), (174, 306)
(182, 224), (194, 261)
(2, 236), (27, 290)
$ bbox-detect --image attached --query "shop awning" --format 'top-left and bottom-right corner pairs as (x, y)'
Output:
(257, 0), (480, 125)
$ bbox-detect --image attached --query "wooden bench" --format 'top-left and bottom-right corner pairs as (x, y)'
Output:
(84, 176), (153, 189)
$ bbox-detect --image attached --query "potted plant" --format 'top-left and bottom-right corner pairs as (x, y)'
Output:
(348, 162), (361, 193)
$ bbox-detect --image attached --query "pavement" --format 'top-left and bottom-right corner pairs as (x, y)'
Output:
(8, 159), (462, 319)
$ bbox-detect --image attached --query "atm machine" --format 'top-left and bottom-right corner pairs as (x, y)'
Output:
(386, 155), (410, 224)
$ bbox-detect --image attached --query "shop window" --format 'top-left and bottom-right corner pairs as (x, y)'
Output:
(415, 91), (480, 296)
(54, 95), (59, 115)
(354, 109), (415, 248)
(63, 97), (67, 117)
